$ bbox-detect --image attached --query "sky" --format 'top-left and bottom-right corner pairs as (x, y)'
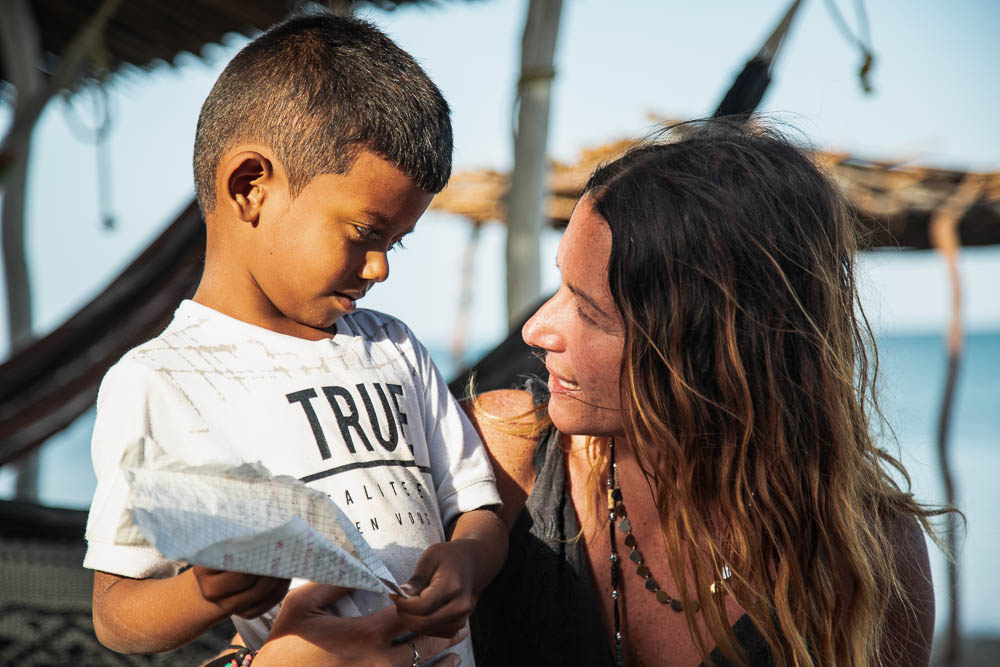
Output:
(1, 0), (998, 363)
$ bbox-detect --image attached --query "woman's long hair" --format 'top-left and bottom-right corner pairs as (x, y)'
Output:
(585, 119), (944, 666)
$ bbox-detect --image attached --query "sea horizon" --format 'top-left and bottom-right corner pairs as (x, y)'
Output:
(2, 330), (997, 636)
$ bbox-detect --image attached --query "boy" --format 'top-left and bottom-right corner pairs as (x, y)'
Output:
(83, 15), (506, 664)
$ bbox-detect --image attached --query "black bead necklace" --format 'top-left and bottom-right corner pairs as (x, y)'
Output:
(606, 438), (730, 666)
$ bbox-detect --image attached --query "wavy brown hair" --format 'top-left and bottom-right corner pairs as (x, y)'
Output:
(584, 120), (945, 666)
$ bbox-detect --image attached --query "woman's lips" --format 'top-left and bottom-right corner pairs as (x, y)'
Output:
(547, 367), (581, 393)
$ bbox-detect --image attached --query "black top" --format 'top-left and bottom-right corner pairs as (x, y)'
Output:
(470, 424), (775, 666)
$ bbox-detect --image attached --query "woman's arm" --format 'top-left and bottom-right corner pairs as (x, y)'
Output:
(460, 389), (541, 531)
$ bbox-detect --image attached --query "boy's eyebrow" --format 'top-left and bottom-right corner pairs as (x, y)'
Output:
(360, 210), (392, 225)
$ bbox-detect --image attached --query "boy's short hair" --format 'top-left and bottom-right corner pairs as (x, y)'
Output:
(193, 14), (452, 214)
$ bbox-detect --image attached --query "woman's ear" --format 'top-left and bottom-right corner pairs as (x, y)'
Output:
(224, 151), (274, 225)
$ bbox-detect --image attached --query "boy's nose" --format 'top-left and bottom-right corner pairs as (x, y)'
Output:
(360, 250), (389, 283)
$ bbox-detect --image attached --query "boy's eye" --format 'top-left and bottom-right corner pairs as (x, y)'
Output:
(352, 224), (381, 242)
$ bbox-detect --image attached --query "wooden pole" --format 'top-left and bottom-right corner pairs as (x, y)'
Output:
(506, 0), (562, 329)
(928, 173), (985, 666)
(0, 0), (42, 356)
(1, 0), (44, 501)
(1, 0), (124, 500)
(450, 222), (482, 368)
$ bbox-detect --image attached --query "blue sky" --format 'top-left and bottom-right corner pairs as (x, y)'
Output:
(1, 0), (998, 359)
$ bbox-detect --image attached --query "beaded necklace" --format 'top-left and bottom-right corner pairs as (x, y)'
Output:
(606, 438), (730, 667)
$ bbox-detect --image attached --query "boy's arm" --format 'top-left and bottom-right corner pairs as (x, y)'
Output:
(93, 567), (288, 654)
(446, 506), (508, 593)
(391, 508), (508, 638)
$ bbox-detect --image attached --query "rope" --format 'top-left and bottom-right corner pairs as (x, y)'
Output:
(821, 0), (876, 93)
(61, 83), (116, 230)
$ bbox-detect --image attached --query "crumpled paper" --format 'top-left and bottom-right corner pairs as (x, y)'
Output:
(121, 458), (404, 596)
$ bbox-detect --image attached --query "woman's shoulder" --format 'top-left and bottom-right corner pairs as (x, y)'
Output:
(466, 389), (540, 421)
(879, 509), (936, 665)
(461, 389), (544, 529)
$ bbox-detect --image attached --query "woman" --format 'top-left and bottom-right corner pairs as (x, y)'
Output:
(465, 121), (941, 666)
(231, 120), (941, 667)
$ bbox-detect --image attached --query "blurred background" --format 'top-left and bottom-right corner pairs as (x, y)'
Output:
(0, 0), (997, 664)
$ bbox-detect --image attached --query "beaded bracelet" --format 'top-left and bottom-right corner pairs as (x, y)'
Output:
(233, 650), (257, 667)
(203, 645), (257, 667)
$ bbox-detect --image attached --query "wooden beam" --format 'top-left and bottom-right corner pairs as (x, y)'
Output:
(506, 0), (563, 328)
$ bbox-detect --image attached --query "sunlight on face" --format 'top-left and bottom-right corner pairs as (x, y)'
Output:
(522, 196), (625, 437)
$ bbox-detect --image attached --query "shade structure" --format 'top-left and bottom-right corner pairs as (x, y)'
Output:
(0, 0), (473, 85)
(430, 136), (1000, 250)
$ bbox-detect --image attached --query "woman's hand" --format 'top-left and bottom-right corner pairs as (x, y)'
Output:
(253, 583), (466, 666)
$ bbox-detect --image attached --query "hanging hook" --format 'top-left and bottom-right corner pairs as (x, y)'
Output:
(62, 80), (116, 230)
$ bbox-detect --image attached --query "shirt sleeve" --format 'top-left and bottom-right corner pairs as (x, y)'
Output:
(82, 360), (180, 579)
(406, 328), (502, 529)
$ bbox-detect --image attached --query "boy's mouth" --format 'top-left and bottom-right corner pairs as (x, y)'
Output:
(332, 290), (364, 311)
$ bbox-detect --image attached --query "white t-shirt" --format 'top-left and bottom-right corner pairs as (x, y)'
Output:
(84, 300), (499, 660)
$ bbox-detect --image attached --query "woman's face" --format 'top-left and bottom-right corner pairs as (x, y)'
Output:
(522, 195), (626, 436)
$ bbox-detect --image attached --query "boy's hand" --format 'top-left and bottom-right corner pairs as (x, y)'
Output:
(391, 508), (508, 638)
(192, 566), (290, 619)
(390, 540), (479, 637)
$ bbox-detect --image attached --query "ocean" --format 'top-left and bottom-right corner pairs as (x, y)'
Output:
(2, 332), (997, 635)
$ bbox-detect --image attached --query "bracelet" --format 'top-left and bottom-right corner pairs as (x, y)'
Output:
(233, 649), (257, 667)
(203, 646), (258, 667)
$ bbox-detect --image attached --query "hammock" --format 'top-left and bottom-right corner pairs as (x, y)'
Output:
(0, 202), (204, 466)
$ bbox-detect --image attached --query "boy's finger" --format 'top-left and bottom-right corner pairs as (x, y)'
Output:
(231, 577), (289, 618)
(396, 598), (472, 638)
(391, 577), (454, 617)
(402, 547), (447, 596)
(234, 591), (283, 619)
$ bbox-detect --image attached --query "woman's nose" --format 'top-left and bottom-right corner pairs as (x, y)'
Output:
(522, 296), (564, 352)
(360, 251), (389, 283)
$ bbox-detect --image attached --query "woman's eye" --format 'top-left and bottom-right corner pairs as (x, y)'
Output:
(577, 307), (597, 325)
(390, 237), (407, 251)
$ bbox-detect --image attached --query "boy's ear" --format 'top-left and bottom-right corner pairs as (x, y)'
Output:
(224, 151), (274, 225)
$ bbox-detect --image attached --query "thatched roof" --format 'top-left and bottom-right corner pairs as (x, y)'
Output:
(0, 0), (464, 85)
(431, 138), (1000, 249)
(5, 1), (285, 80)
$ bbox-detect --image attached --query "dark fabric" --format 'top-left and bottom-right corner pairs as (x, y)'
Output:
(471, 420), (774, 666)
(0, 201), (204, 465)
(471, 426), (611, 667)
